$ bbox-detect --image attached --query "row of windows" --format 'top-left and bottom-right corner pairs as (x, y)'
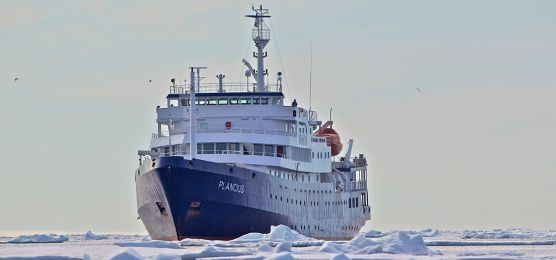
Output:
(289, 225), (321, 232)
(348, 197), (360, 208)
(299, 126), (309, 134)
(176, 97), (281, 106)
(290, 224), (361, 232)
(269, 193), (362, 208)
(298, 225), (320, 231)
(278, 185), (335, 194)
(312, 151), (330, 159)
(195, 142), (286, 157)
(192, 142), (312, 163)
(342, 225), (361, 231)
(270, 170), (323, 183)
(311, 138), (326, 143)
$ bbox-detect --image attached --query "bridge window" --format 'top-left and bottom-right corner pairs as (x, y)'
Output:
(208, 99), (217, 105)
(264, 145), (274, 156)
(277, 145), (285, 158)
(230, 98), (239, 105)
(240, 98), (251, 105)
(218, 99), (228, 105)
(215, 143), (227, 154)
(253, 98), (260, 104)
(261, 98), (269, 105)
(229, 143), (239, 153)
(203, 143), (215, 154)
(254, 144), (263, 156)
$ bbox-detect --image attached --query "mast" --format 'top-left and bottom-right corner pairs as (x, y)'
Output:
(188, 66), (206, 160)
(189, 67), (197, 159)
(246, 5), (271, 92)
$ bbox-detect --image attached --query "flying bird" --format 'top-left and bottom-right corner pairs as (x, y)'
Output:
(416, 88), (422, 93)
(14, 77), (19, 82)
(148, 80), (152, 83)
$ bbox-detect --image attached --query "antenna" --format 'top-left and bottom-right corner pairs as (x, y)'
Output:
(193, 66), (207, 91)
(216, 74), (225, 93)
(309, 39), (313, 111)
(329, 107), (332, 122)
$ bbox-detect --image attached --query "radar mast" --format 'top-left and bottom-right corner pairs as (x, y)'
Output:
(246, 5), (271, 92)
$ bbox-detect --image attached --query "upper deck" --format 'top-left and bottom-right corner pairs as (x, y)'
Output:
(167, 82), (283, 99)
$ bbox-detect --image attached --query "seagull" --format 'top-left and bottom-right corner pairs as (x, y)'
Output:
(14, 77), (19, 82)
(416, 88), (422, 93)
(148, 80), (152, 83)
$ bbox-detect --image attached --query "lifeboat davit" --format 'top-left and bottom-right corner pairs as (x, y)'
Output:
(316, 127), (343, 156)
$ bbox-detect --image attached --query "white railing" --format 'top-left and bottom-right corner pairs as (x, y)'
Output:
(169, 82), (282, 95)
(153, 128), (297, 139)
(159, 149), (288, 159)
(197, 127), (297, 137)
(344, 181), (367, 191)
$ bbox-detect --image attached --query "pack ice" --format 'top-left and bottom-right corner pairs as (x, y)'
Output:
(7, 233), (69, 244)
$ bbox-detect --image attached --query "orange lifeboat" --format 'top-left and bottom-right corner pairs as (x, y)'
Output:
(316, 127), (343, 156)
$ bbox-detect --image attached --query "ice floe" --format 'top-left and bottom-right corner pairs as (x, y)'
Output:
(456, 250), (525, 257)
(105, 248), (143, 260)
(179, 246), (253, 259)
(114, 237), (182, 249)
(427, 240), (556, 246)
(275, 241), (292, 252)
(390, 227), (556, 241)
(230, 224), (323, 246)
(83, 230), (108, 240)
(319, 231), (429, 255)
(417, 228), (442, 237)
(7, 233), (69, 244)
(461, 228), (556, 239)
(266, 252), (295, 260)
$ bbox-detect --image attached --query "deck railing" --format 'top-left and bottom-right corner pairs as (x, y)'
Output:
(345, 180), (368, 191)
(169, 82), (282, 95)
(159, 149), (288, 159)
(152, 127), (297, 139)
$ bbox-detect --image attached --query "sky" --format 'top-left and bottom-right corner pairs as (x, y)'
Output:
(1, 0), (555, 236)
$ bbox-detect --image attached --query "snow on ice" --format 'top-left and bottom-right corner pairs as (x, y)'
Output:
(7, 233), (69, 244)
(114, 237), (182, 249)
(319, 231), (429, 255)
(230, 224), (323, 246)
(83, 231), (108, 240)
(461, 228), (556, 239)
(2, 227), (556, 259)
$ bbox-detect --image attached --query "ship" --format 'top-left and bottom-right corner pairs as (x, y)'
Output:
(135, 6), (370, 241)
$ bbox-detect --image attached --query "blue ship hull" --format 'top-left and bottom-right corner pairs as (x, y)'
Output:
(136, 156), (290, 240)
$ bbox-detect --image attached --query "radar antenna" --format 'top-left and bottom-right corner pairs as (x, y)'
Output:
(246, 5), (271, 92)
